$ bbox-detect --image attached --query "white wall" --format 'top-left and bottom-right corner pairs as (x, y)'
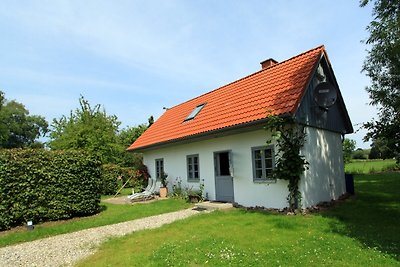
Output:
(143, 129), (289, 208)
(300, 126), (346, 208)
(143, 126), (346, 209)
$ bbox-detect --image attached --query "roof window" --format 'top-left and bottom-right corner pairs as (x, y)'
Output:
(184, 103), (206, 121)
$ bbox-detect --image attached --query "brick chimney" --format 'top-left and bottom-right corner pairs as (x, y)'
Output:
(260, 58), (278, 69)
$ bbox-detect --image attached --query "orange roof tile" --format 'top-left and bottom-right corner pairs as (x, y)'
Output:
(128, 45), (325, 151)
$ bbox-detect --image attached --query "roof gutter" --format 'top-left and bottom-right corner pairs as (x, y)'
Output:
(128, 113), (293, 153)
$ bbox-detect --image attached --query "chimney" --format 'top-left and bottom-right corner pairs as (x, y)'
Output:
(260, 58), (278, 69)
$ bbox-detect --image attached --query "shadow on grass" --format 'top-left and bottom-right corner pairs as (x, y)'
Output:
(320, 173), (400, 261)
(99, 204), (107, 212)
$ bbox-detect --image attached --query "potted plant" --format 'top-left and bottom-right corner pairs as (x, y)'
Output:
(159, 172), (169, 198)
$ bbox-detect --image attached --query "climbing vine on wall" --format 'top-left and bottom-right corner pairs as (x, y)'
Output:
(265, 114), (308, 210)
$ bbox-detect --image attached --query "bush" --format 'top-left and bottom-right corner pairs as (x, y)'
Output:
(101, 164), (121, 195)
(170, 177), (204, 202)
(0, 149), (102, 230)
(121, 166), (148, 193)
(352, 149), (369, 160)
(100, 163), (149, 195)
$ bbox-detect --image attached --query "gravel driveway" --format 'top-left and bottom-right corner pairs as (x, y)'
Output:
(0, 208), (204, 267)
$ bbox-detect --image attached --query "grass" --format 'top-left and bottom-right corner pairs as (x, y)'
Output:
(345, 159), (397, 174)
(101, 187), (133, 200)
(77, 172), (399, 266)
(0, 198), (191, 248)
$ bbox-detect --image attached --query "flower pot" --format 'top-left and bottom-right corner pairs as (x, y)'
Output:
(159, 187), (168, 198)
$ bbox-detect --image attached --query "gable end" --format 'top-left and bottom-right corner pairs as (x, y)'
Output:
(294, 54), (353, 134)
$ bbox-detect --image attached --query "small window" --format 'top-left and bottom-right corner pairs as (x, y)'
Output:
(187, 154), (200, 181)
(252, 146), (275, 182)
(155, 158), (164, 180)
(184, 103), (206, 121)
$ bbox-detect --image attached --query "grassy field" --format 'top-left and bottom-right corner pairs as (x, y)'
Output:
(0, 198), (191, 248)
(77, 172), (400, 266)
(345, 159), (397, 174)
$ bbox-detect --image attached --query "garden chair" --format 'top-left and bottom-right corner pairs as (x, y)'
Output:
(127, 178), (156, 201)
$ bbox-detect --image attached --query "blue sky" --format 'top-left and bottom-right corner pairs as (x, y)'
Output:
(1, 0), (375, 148)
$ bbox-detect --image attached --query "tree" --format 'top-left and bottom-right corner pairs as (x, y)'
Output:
(118, 124), (148, 148)
(49, 96), (121, 163)
(0, 91), (48, 148)
(360, 0), (400, 162)
(48, 96), (151, 166)
(116, 124), (148, 167)
(0, 91), (4, 108)
(343, 138), (356, 163)
(0, 91), (5, 143)
(353, 148), (368, 160)
(369, 138), (393, 159)
(147, 115), (154, 127)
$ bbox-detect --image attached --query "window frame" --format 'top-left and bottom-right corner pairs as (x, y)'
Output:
(184, 103), (206, 121)
(155, 158), (164, 180)
(251, 146), (275, 182)
(186, 154), (200, 182)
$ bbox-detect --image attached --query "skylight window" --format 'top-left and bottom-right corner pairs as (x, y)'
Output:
(185, 103), (206, 121)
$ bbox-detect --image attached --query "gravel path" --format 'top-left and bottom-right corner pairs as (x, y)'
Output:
(0, 208), (204, 267)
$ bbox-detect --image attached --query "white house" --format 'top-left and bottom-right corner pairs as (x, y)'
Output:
(127, 45), (353, 209)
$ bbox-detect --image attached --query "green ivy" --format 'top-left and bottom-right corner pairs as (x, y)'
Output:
(0, 149), (102, 230)
(265, 115), (308, 210)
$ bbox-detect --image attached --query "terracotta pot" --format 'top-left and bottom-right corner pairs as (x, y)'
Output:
(159, 187), (168, 198)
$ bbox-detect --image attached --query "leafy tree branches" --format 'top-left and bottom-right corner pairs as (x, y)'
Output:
(343, 138), (356, 163)
(49, 96), (149, 166)
(361, 0), (400, 162)
(49, 96), (121, 163)
(0, 91), (48, 148)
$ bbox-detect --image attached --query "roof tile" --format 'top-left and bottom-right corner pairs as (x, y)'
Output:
(128, 45), (324, 151)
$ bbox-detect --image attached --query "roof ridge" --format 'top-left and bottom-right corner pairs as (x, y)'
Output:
(269, 45), (325, 70)
(165, 45), (325, 111)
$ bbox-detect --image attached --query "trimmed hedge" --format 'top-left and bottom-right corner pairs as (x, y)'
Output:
(101, 164), (121, 195)
(0, 149), (102, 230)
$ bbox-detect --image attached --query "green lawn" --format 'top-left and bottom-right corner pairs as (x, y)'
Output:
(0, 198), (191, 248)
(345, 159), (397, 174)
(101, 187), (133, 200)
(77, 172), (400, 266)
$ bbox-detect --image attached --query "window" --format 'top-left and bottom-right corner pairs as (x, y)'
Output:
(187, 154), (200, 181)
(184, 103), (206, 121)
(252, 146), (275, 182)
(155, 158), (164, 180)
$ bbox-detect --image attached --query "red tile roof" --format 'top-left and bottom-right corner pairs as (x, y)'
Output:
(128, 45), (325, 151)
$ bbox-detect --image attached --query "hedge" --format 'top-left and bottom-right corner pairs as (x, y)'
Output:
(101, 164), (121, 195)
(0, 149), (102, 230)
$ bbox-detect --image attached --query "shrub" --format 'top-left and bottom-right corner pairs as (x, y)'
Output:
(101, 164), (121, 195)
(0, 149), (102, 230)
(121, 166), (148, 193)
(100, 163), (149, 195)
(352, 149), (369, 160)
(170, 177), (204, 202)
